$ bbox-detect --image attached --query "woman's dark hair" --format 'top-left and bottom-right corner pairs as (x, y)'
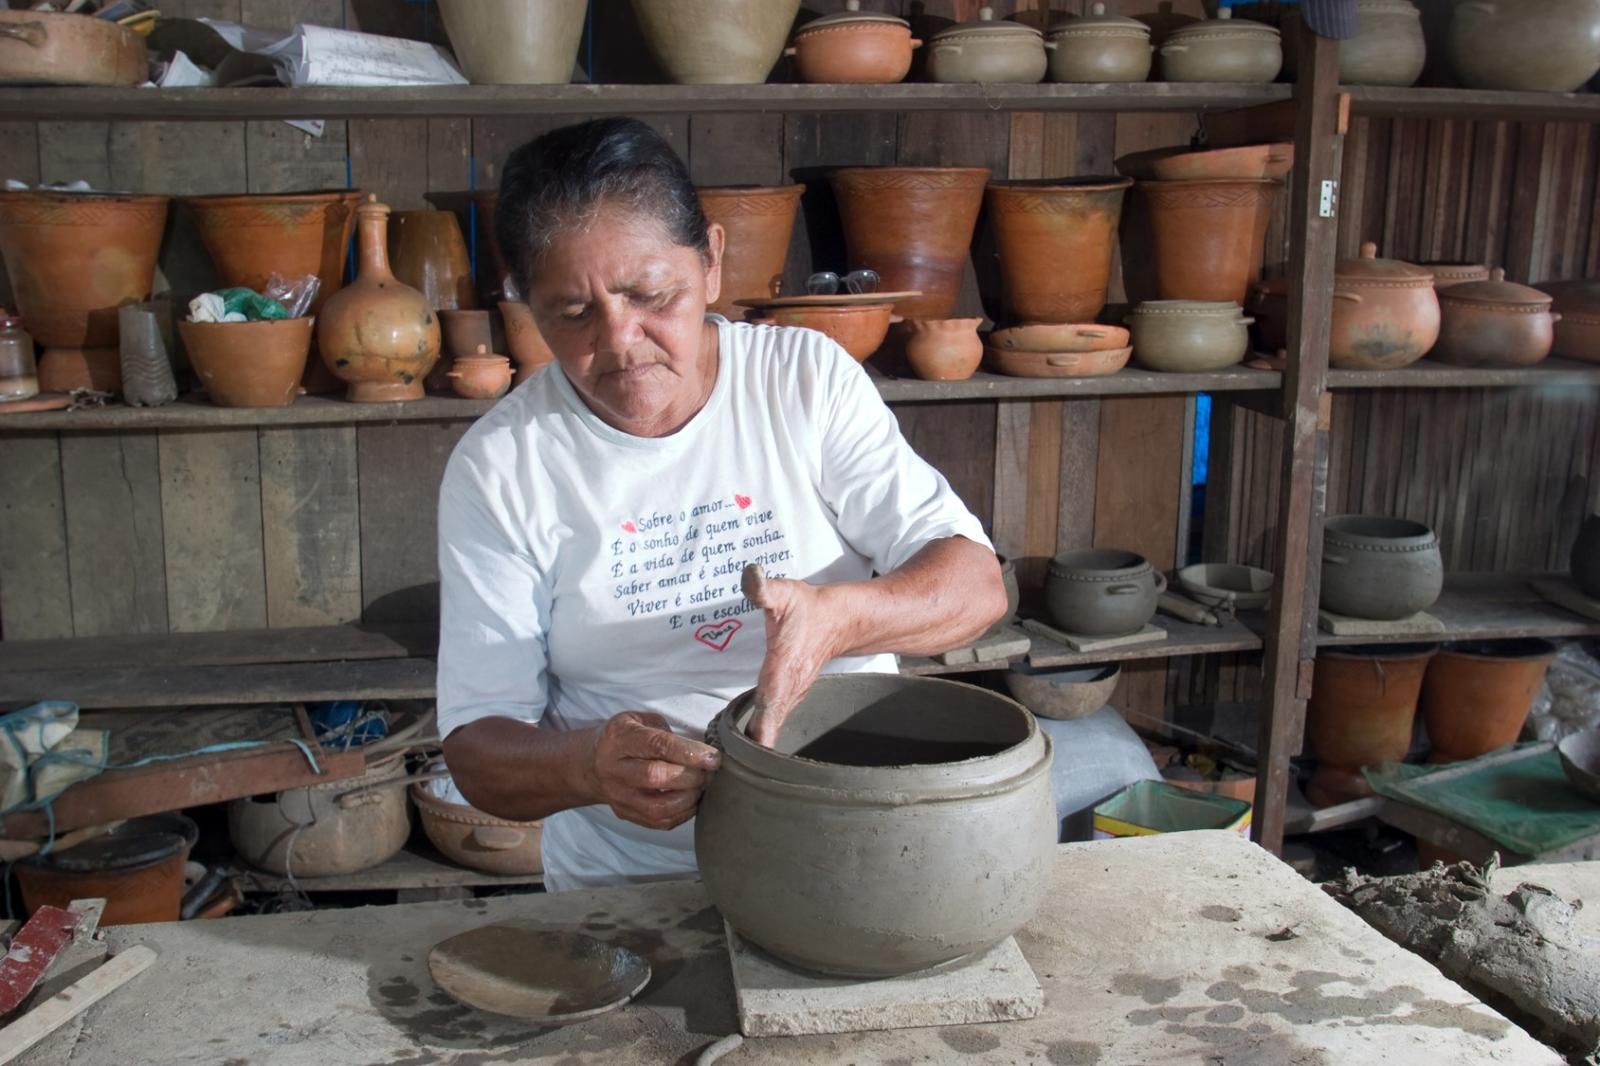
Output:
(495, 117), (711, 294)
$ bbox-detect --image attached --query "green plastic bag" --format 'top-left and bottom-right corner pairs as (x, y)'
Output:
(214, 287), (289, 321)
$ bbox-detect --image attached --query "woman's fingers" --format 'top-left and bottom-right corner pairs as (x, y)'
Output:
(617, 711), (721, 770)
(617, 785), (702, 830)
(618, 758), (707, 792)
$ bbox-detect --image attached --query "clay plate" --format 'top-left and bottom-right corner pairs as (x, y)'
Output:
(0, 392), (71, 416)
(428, 926), (651, 1023)
(1558, 729), (1600, 803)
(1175, 563), (1275, 611)
(735, 290), (921, 310)
(986, 344), (1131, 378)
(989, 323), (1130, 353)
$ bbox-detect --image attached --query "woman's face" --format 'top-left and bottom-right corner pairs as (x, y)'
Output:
(529, 206), (724, 437)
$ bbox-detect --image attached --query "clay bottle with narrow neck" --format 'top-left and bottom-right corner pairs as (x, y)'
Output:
(316, 195), (440, 403)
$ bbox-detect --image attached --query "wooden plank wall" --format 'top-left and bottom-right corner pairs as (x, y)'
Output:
(0, 0), (1211, 721)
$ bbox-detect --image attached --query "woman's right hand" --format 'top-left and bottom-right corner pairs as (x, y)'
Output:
(584, 711), (722, 831)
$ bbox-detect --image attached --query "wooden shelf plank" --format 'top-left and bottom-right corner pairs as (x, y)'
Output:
(1316, 573), (1600, 648)
(237, 841), (542, 892)
(1327, 357), (1600, 390)
(0, 82), (1292, 122)
(0, 623), (434, 674)
(1346, 85), (1600, 123)
(873, 366), (1281, 401)
(903, 611), (1266, 674)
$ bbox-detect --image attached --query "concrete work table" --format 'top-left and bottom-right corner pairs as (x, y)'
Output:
(24, 832), (1575, 1066)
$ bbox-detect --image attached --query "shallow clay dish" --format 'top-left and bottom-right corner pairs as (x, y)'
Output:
(1559, 730), (1600, 803)
(429, 926), (651, 1023)
(987, 344), (1130, 378)
(1175, 563), (1274, 611)
(989, 323), (1129, 353)
(0, 392), (70, 415)
(735, 290), (919, 310)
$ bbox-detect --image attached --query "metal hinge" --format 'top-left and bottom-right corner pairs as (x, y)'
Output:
(1318, 180), (1339, 219)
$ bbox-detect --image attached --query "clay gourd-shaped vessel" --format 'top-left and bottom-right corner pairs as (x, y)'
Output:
(1141, 178), (1280, 305)
(1420, 640), (1557, 763)
(1320, 515), (1443, 621)
(630, 0), (802, 84)
(986, 178), (1132, 325)
(1573, 513), (1600, 599)
(697, 185), (804, 319)
(1328, 243), (1440, 371)
(317, 196), (441, 403)
(1448, 0), (1600, 93)
(696, 674), (1055, 977)
(388, 210), (478, 313)
(831, 167), (990, 320)
(436, 0), (587, 84)
(903, 317), (983, 380)
(1305, 644), (1436, 807)
(0, 190), (168, 349)
(785, 1), (919, 84)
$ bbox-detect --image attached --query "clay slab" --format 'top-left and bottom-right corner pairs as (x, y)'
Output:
(1317, 609), (1446, 637)
(1530, 577), (1600, 624)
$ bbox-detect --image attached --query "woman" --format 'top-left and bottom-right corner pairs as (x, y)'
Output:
(437, 118), (1008, 892)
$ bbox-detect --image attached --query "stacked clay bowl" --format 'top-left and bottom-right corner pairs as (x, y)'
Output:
(738, 291), (919, 363)
(986, 323), (1131, 378)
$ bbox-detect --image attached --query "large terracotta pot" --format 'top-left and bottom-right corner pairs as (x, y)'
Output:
(1305, 645), (1437, 807)
(697, 184), (803, 318)
(179, 318), (312, 408)
(16, 815), (197, 925)
(317, 196), (441, 403)
(1432, 269), (1558, 368)
(1573, 512), (1600, 599)
(0, 190), (168, 349)
(0, 9), (147, 86)
(1421, 640), (1557, 763)
(696, 674), (1055, 977)
(1321, 514), (1444, 621)
(1448, 0), (1600, 93)
(986, 178), (1131, 325)
(436, 0), (587, 84)
(183, 191), (362, 315)
(631, 0), (802, 84)
(1141, 178), (1279, 305)
(831, 167), (990, 320)
(389, 210), (478, 312)
(1328, 242), (1440, 370)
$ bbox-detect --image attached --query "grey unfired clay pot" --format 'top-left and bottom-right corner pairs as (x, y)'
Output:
(1284, 0), (1425, 87)
(630, 0), (802, 84)
(1448, 0), (1600, 93)
(1321, 515), (1444, 621)
(695, 674), (1055, 977)
(927, 11), (1049, 84)
(1159, 16), (1281, 83)
(1573, 513), (1600, 599)
(436, 0), (587, 84)
(1045, 548), (1165, 636)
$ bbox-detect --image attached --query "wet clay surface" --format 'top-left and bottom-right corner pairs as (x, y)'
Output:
(791, 727), (1009, 767)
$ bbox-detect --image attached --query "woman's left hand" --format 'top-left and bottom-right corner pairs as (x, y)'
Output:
(741, 564), (842, 747)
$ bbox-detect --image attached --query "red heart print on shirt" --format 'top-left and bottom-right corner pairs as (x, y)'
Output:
(734, 494), (752, 510)
(695, 619), (741, 651)
(621, 520), (637, 533)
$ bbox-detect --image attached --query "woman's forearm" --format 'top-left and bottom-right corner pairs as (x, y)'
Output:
(442, 717), (600, 823)
(820, 536), (1008, 659)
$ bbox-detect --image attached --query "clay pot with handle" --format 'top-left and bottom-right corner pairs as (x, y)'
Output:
(1046, 3), (1152, 83)
(1045, 548), (1166, 637)
(447, 345), (513, 400)
(926, 6), (1049, 84)
(1420, 640), (1557, 763)
(1328, 242), (1440, 371)
(1448, 0), (1600, 93)
(1320, 515), (1444, 621)
(986, 178), (1132, 325)
(903, 317), (983, 381)
(1158, 10), (1281, 83)
(1537, 280), (1600, 364)
(786, 1), (920, 84)
(1431, 269), (1558, 368)
(697, 184), (803, 318)
(0, 9), (147, 86)
(1305, 644), (1437, 807)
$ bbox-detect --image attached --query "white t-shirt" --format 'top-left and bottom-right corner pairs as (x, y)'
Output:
(435, 317), (990, 891)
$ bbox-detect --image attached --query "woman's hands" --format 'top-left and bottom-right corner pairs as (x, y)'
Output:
(742, 564), (844, 747)
(582, 711), (722, 830)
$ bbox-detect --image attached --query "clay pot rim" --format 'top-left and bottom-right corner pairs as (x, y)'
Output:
(1337, 241), (1434, 284)
(831, 166), (992, 180)
(179, 316), (314, 332)
(1323, 514), (1438, 550)
(411, 783), (542, 828)
(23, 813), (198, 873)
(696, 183), (806, 196)
(438, 308), (492, 319)
(904, 316), (984, 332)
(1131, 299), (1247, 318)
(1167, 18), (1280, 42)
(1138, 177), (1281, 188)
(757, 303), (895, 319)
(0, 189), (168, 206)
(452, 355), (511, 365)
(795, 13), (910, 35)
(1435, 638), (1558, 662)
(1048, 548), (1151, 579)
(986, 176), (1133, 193)
(1008, 661), (1120, 683)
(180, 190), (364, 207)
(1318, 643), (1440, 661)
(932, 15), (1045, 44)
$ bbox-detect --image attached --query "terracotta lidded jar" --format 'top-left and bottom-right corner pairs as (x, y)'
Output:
(986, 177), (1132, 325)
(786, 1), (919, 84)
(448, 345), (514, 400)
(697, 185), (804, 318)
(1305, 644), (1437, 807)
(1420, 640), (1557, 763)
(1328, 242), (1440, 370)
(1448, 0), (1600, 93)
(630, 0), (803, 84)
(927, 6), (1049, 84)
(1141, 178), (1280, 305)
(1159, 10), (1282, 83)
(1432, 268), (1558, 368)
(1047, 3), (1153, 83)
(831, 166), (990, 320)
(317, 196), (441, 403)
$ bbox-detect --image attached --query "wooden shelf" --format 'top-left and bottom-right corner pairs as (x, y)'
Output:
(1316, 573), (1600, 649)
(237, 841), (542, 893)
(1346, 85), (1600, 123)
(1327, 357), (1600, 390)
(0, 82), (1292, 122)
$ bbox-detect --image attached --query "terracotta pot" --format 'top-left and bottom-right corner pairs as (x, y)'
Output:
(1005, 662), (1120, 721)
(436, 0), (586, 84)
(448, 352), (514, 400)
(1283, 0), (1426, 87)
(0, 9), (147, 86)
(1150, 144), (1292, 182)
(1305, 645), (1437, 807)
(697, 184), (803, 318)
(631, 0), (802, 84)
(1321, 515), (1444, 621)
(183, 191), (362, 316)
(1328, 242), (1441, 371)
(1141, 178), (1279, 305)
(1421, 640), (1557, 763)
(16, 815), (197, 925)
(1159, 13), (1282, 83)
(1572, 513), (1600, 599)
(412, 772), (543, 877)
(749, 302), (895, 363)
(1424, 262), (1491, 289)
(37, 347), (119, 394)
(499, 301), (557, 384)
(1047, 3), (1152, 83)
(986, 178), (1131, 325)
(831, 167), (990, 320)
(1432, 269), (1558, 368)
(438, 308), (494, 360)
(986, 344), (1130, 378)
(1537, 281), (1600, 363)
(1128, 300), (1252, 372)
(787, 2), (918, 84)
(0, 190), (167, 349)
(388, 210), (478, 312)
(1449, 0), (1600, 93)
(229, 754), (412, 878)
(471, 190), (515, 301)
(1045, 548), (1165, 637)
(179, 318), (312, 408)
(927, 6), (1048, 84)
(697, 674), (1055, 977)
(903, 317), (982, 380)
(989, 323), (1128, 353)
(317, 196), (441, 403)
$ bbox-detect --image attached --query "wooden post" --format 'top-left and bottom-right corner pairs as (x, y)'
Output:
(1253, 25), (1345, 854)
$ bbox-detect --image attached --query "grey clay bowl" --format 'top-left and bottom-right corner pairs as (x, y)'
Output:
(1045, 548), (1165, 637)
(1558, 729), (1600, 803)
(1320, 515), (1443, 621)
(1005, 662), (1120, 721)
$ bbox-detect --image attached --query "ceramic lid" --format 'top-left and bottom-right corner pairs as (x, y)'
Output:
(799, 0), (908, 31)
(1048, 1), (1148, 35)
(1168, 9), (1280, 40)
(1538, 280), (1600, 313)
(1335, 241), (1433, 284)
(932, 6), (1043, 42)
(1439, 268), (1553, 307)
(1131, 299), (1247, 317)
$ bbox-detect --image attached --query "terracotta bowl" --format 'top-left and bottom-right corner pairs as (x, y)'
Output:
(448, 354), (513, 400)
(750, 303), (896, 362)
(499, 301), (556, 383)
(1004, 662), (1120, 721)
(1149, 143), (1292, 181)
(987, 344), (1131, 378)
(179, 318), (313, 408)
(989, 323), (1129, 353)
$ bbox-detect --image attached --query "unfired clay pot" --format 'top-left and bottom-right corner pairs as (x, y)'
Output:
(1432, 269), (1558, 368)
(831, 166), (990, 320)
(1127, 300), (1252, 372)
(317, 196), (441, 403)
(1539, 280), (1600, 363)
(1321, 515), (1444, 621)
(1448, 0), (1600, 93)
(1159, 12), (1281, 83)
(786, 2), (919, 84)
(229, 754), (412, 877)
(903, 317), (982, 380)
(927, 6), (1048, 84)
(499, 301), (556, 384)
(1572, 513), (1600, 599)
(1141, 178), (1279, 305)
(0, 190), (168, 349)
(630, 0), (802, 84)
(448, 351), (513, 400)
(1283, 0), (1425, 87)
(697, 184), (803, 318)
(986, 178), (1131, 325)
(1421, 640), (1557, 763)
(436, 0), (587, 84)
(748, 302), (895, 362)
(179, 318), (312, 408)
(1306, 644), (1437, 807)
(696, 674), (1055, 977)
(389, 210), (478, 312)
(1047, 3), (1152, 83)
(1329, 243), (1440, 371)
(1045, 549), (1165, 637)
